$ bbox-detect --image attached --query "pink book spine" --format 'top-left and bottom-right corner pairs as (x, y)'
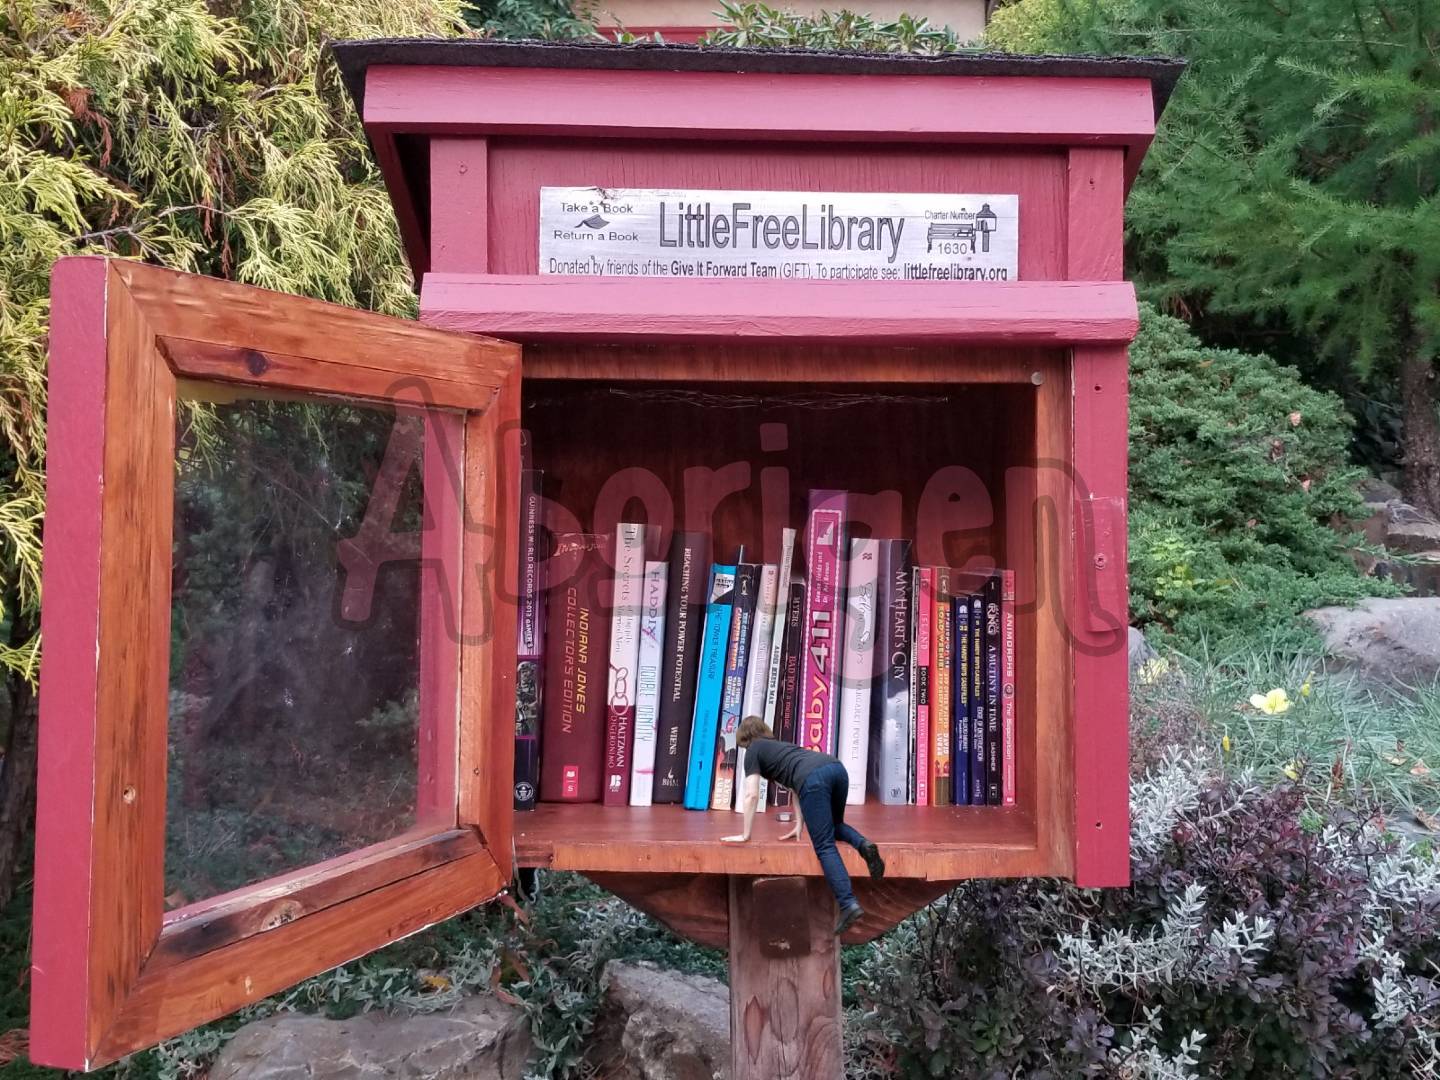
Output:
(914, 567), (933, 807)
(1001, 569), (1017, 806)
(798, 490), (847, 754)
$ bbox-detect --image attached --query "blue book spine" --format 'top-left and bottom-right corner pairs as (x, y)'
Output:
(684, 565), (736, 809)
(953, 598), (971, 806)
(970, 591), (986, 806)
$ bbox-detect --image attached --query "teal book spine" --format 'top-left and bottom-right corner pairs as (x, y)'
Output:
(684, 564), (736, 809)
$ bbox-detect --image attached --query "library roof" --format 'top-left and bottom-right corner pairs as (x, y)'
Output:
(331, 39), (1185, 122)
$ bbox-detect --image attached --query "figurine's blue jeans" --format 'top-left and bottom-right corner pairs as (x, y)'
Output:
(797, 762), (867, 910)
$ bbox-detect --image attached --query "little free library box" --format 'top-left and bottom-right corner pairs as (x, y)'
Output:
(30, 41), (1181, 1074)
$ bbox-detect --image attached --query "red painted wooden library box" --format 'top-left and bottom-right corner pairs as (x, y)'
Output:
(30, 41), (1181, 1071)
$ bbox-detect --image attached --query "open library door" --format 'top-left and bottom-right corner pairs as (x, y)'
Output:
(30, 258), (521, 1070)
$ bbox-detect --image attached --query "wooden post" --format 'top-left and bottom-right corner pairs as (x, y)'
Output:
(728, 876), (843, 1079)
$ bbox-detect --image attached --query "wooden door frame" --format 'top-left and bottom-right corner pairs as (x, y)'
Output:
(31, 258), (520, 1069)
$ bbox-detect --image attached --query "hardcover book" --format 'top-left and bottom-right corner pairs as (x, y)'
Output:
(1001, 568), (1017, 806)
(683, 565), (736, 810)
(953, 593), (971, 805)
(931, 568), (953, 807)
(798, 490), (848, 754)
(514, 467), (545, 811)
(712, 563), (759, 811)
(735, 562), (779, 813)
(629, 560), (667, 806)
(984, 571), (1003, 805)
(653, 531), (710, 804)
(539, 532), (611, 803)
(914, 566), (933, 807)
(868, 539), (912, 805)
(603, 523), (646, 806)
(761, 529), (798, 731)
(837, 538), (879, 804)
(771, 579), (806, 807)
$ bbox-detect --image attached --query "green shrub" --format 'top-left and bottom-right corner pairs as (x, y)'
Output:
(854, 756), (1440, 1078)
(1128, 305), (1387, 646)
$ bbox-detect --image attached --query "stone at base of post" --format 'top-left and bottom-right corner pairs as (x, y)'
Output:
(728, 876), (843, 1079)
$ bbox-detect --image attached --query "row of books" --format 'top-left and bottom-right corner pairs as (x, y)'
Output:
(513, 483), (1017, 810)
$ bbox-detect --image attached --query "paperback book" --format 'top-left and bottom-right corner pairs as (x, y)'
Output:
(869, 539), (912, 805)
(931, 567), (953, 808)
(798, 490), (848, 754)
(1002, 568), (1017, 806)
(837, 538), (878, 804)
(684, 565), (735, 810)
(514, 467), (545, 811)
(711, 563), (759, 811)
(654, 531), (710, 804)
(771, 579), (806, 807)
(736, 562), (780, 813)
(628, 560), (667, 806)
(602, 523), (646, 806)
(913, 566), (933, 807)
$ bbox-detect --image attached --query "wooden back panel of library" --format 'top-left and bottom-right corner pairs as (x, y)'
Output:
(29, 40), (1180, 1077)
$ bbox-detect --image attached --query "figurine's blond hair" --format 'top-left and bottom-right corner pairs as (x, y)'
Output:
(737, 716), (773, 748)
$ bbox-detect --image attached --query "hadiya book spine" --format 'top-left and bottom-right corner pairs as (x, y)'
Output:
(1001, 568), (1017, 807)
(539, 533), (611, 802)
(837, 538), (879, 804)
(771, 579), (806, 807)
(514, 467), (545, 811)
(984, 571), (1003, 805)
(931, 568), (953, 808)
(683, 565), (735, 810)
(711, 563), (759, 811)
(953, 594), (971, 805)
(914, 566), (933, 807)
(869, 539), (912, 805)
(629, 560), (667, 806)
(798, 490), (848, 754)
(602, 523), (646, 807)
(653, 531), (710, 804)
(736, 562), (779, 813)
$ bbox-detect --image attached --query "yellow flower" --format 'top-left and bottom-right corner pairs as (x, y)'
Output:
(1300, 679), (1313, 698)
(1222, 733), (1232, 754)
(1249, 688), (1292, 715)
(1137, 656), (1171, 685)
(1282, 760), (1300, 781)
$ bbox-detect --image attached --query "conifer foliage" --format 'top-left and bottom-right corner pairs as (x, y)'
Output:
(0, 0), (472, 906)
(989, 0), (1440, 515)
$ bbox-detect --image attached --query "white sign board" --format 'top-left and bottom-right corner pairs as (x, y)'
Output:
(539, 187), (1019, 282)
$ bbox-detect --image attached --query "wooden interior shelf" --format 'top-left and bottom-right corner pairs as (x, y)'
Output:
(515, 803), (1042, 880)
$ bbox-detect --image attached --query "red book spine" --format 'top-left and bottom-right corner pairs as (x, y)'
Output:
(603, 523), (646, 806)
(798, 490), (847, 754)
(914, 567), (933, 807)
(539, 533), (611, 802)
(1001, 568), (1017, 806)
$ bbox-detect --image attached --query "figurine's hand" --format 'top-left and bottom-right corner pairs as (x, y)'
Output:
(720, 834), (748, 843)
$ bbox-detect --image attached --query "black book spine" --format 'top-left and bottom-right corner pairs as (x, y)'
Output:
(772, 580), (806, 806)
(868, 539), (912, 803)
(513, 467), (544, 810)
(984, 572), (1003, 805)
(653, 531), (710, 804)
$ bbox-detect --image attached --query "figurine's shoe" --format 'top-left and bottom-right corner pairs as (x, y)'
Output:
(834, 903), (864, 936)
(859, 841), (886, 879)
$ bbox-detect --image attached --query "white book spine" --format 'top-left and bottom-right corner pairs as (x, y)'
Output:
(603, 523), (646, 805)
(629, 560), (667, 806)
(735, 563), (780, 813)
(838, 538), (879, 804)
(761, 528), (797, 727)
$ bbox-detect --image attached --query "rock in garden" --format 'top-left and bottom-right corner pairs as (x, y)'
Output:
(586, 961), (731, 1080)
(1306, 597), (1440, 686)
(210, 996), (531, 1080)
(1383, 501), (1440, 555)
(1128, 626), (1158, 673)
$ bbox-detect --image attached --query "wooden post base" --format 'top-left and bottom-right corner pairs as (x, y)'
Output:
(728, 876), (843, 1079)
